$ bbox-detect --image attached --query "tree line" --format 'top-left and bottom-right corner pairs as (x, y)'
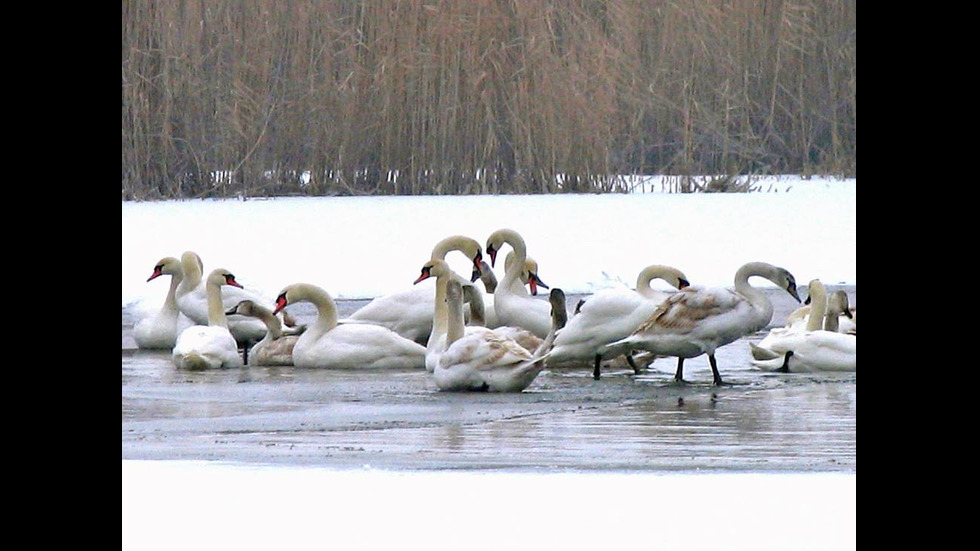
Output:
(122, 0), (856, 200)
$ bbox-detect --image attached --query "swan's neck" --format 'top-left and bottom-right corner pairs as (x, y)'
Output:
(178, 254), (203, 297)
(206, 280), (229, 328)
(304, 285), (338, 337)
(497, 231), (527, 294)
(445, 286), (465, 346)
(162, 270), (183, 313)
(257, 310), (284, 339)
(733, 262), (774, 321)
(431, 273), (451, 342)
(805, 283), (828, 332)
(634, 265), (672, 299)
(462, 281), (485, 326)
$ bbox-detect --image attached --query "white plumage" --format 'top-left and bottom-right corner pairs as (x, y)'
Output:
(172, 268), (247, 370)
(274, 283), (426, 369)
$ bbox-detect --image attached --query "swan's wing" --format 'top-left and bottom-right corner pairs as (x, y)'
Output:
(439, 329), (534, 371)
(634, 287), (742, 335)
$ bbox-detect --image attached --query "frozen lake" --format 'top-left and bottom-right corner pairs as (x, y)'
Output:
(122, 287), (855, 472)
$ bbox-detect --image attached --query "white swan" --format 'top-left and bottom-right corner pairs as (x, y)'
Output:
(547, 264), (690, 378)
(785, 289), (856, 333)
(749, 280), (854, 361)
(485, 229), (554, 338)
(609, 262), (801, 385)
(415, 258), (544, 373)
(134, 256), (195, 349)
(750, 280), (856, 372)
(470, 255), (545, 330)
(173, 251), (283, 345)
(172, 268), (247, 370)
(432, 277), (565, 392)
(345, 235), (485, 344)
(273, 282), (426, 369)
(225, 300), (302, 366)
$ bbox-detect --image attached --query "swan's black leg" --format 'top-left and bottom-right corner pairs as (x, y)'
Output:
(776, 351), (794, 373)
(709, 354), (724, 386)
(242, 342), (249, 365)
(593, 354), (602, 380)
(674, 358), (684, 382)
(626, 353), (640, 374)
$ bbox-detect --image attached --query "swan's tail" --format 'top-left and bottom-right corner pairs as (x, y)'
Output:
(750, 354), (790, 371)
(749, 342), (782, 361)
(176, 352), (212, 371)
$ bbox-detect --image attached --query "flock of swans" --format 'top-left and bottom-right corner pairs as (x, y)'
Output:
(133, 228), (856, 392)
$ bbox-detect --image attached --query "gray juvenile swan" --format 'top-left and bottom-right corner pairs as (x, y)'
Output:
(225, 300), (303, 366)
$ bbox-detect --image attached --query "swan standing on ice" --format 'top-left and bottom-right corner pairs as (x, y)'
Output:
(225, 300), (303, 366)
(135, 256), (195, 349)
(610, 262), (801, 385)
(750, 279), (856, 372)
(547, 264), (690, 378)
(273, 283), (426, 369)
(346, 235), (486, 344)
(485, 229), (554, 339)
(172, 268), (248, 370)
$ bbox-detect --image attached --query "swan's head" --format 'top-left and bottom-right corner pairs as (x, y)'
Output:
(147, 256), (181, 282)
(779, 269), (801, 303)
(524, 258), (549, 296)
(414, 258), (452, 284)
(226, 299), (258, 317)
(485, 229), (515, 268)
(206, 268), (244, 289)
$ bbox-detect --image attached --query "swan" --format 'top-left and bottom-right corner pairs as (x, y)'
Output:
(547, 264), (690, 378)
(485, 229), (555, 338)
(415, 258), (545, 373)
(345, 235), (486, 344)
(225, 300), (302, 366)
(273, 282), (426, 369)
(173, 251), (286, 345)
(824, 291), (855, 334)
(749, 280), (853, 361)
(134, 256), (195, 349)
(469, 255), (545, 329)
(432, 277), (565, 392)
(785, 289), (856, 333)
(750, 280), (856, 372)
(609, 262), (801, 385)
(172, 268), (247, 370)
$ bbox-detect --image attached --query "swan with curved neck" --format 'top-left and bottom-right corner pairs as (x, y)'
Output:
(346, 235), (486, 344)
(225, 300), (301, 366)
(274, 282), (426, 369)
(469, 254), (544, 329)
(548, 264), (690, 376)
(432, 276), (566, 392)
(610, 261), (800, 385)
(172, 268), (246, 370)
(135, 256), (195, 349)
(750, 279), (856, 372)
(485, 229), (554, 338)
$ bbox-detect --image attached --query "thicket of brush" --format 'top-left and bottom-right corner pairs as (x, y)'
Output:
(122, 0), (856, 200)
